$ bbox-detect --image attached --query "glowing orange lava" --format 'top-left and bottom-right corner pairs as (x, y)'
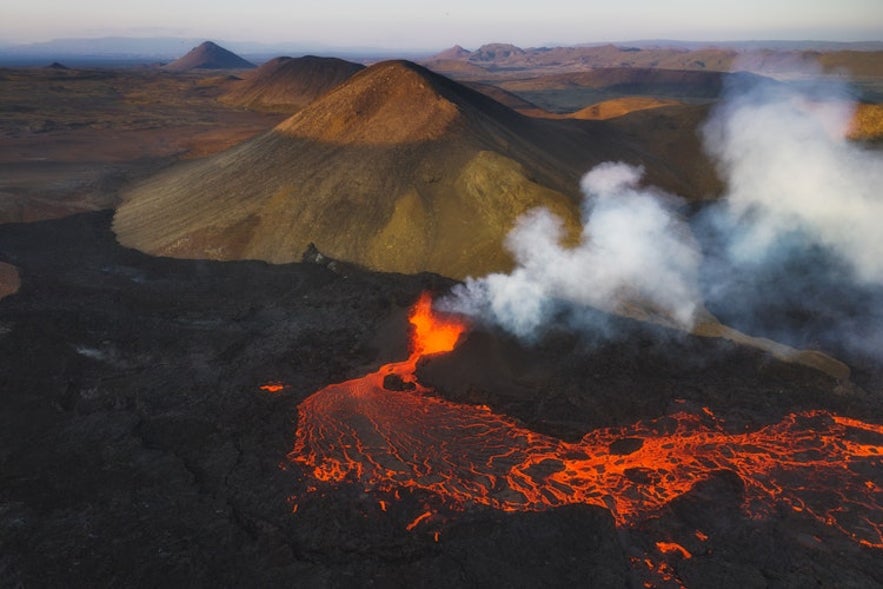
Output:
(406, 510), (434, 532)
(656, 541), (692, 559)
(408, 291), (466, 357)
(287, 292), (883, 584)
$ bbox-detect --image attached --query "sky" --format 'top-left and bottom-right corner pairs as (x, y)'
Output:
(2, 0), (882, 50)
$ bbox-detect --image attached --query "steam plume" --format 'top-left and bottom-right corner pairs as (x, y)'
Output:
(444, 162), (701, 337)
(702, 78), (883, 283)
(697, 74), (883, 358)
(445, 71), (883, 359)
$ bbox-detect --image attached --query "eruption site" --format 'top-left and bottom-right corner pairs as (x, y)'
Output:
(287, 293), (883, 581)
(6, 38), (883, 589)
(443, 75), (883, 362)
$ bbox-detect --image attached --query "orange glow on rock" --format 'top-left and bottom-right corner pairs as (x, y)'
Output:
(286, 292), (883, 585)
(260, 382), (286, 393)
(656, 541), (692, 559)
(293, 381), (883, 547)
(405, 510), (433, 531)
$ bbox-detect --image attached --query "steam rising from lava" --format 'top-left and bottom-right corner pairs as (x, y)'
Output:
(290, 294), (883, 554)
(445, 73), (883, 357)
(698, 75), (883, 358)
(445, 162), (701, 337)
(703, 77), (883, 283)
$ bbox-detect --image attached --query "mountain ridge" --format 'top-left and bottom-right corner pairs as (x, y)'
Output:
(115, 60), (705, 278)
(220, 55), (364, 111)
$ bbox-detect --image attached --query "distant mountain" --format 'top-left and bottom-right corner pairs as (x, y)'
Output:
(0, 36), (429, 65)
(424, 43), (735, 74)
(425, 42), (883, 78)
(470, 43), (527, 63)
(163, 41), (255, 71)
(430, 45), (472, 61)
(220, 55), (364, 111)
(3, 36), (879, 69)
(618, 39), (883, 52)
(0, 36), (206, 58)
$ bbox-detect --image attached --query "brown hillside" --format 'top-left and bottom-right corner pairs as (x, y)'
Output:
(501, 68), (732, 96)
(114, 61), (712, 279)
(568, 97), (681, 120)
(818, 51), (883, 78)
(422, 44), (882, 78)
(605, 103), (723, 199)
(732, 50), (883, 79)
(468, 90), (679, 121)
(494, 68), (779, 114)
(220, 55), (364, 112)
(164, 41), (255, 72)
(422, 59), (492, 78)
(849, 103), (883, 141)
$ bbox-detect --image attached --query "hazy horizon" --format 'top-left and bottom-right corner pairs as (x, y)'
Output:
(2, 0), (881, 51)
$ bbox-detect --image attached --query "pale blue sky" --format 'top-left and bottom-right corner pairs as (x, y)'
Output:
(3, 0), (882, 49)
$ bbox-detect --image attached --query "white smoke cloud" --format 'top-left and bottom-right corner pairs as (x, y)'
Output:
(696, 74), (883, 359)
(703, 80), (883, 284)
(444, 70), (883, 360)
(443, 162), (701, 338)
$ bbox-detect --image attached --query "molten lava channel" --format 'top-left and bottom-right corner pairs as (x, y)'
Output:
(288, 293), (883, 550)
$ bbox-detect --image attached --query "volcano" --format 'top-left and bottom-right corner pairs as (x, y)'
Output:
(163, 41), (255, 72)
(220, 55), (364, 112)
(114, 60), (706, 279)
(291, 293), (883, 588)
(5, 36), (883, 588)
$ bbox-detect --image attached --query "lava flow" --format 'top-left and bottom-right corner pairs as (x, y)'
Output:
(288, 293), (883, 552)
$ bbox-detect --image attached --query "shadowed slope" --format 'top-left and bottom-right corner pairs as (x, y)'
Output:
(114, 61), (702, 279)
(500, 68), (746, 97)
(220, 55), (364, 112)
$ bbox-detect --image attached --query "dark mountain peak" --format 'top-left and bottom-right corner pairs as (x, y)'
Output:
(273, 59), (522, 143)
(163, 40), (255, 72)
(430, 45), (473, 61)
(196, 40), (222, 50)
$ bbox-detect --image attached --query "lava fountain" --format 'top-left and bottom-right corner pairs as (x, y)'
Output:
(287, 292), (882, 580)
